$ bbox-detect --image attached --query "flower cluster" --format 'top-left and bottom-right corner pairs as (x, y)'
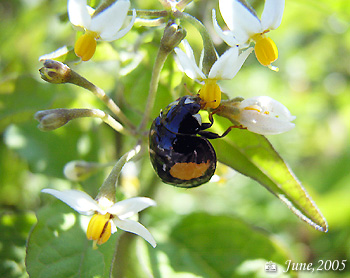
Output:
(213, 0), (284, 70)
(174, 40), (252, 109)
(174, 0), (293, 134)
(39, 0), (295, 250)
(68, 0), (136, 61)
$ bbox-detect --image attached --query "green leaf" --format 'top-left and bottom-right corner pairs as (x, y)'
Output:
(121, 42), (182, 126)
(0, 212), (36, 278)
(211, 117), (328, 232)
(155, 212), (293, 278)
(26, 201), (118, 278)
(0, 76), (55, 132)
(3, 121), (102, 178)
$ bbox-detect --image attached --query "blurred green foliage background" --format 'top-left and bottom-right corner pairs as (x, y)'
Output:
(0, 0), (349, 277)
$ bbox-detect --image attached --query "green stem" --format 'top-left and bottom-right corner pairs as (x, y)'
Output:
(69, 71), (137, 134)
(96, 145), (141, 202)
(138, 49), (169, 131)
(176, 11), (217, 76)
(135, 17), (167, 27)
(138, 22), (186, 131)
(35, 108), (129, 135)
(127, 9), (169, 18)
(86, 109), (131, 136)
(176, 0), (193, 11)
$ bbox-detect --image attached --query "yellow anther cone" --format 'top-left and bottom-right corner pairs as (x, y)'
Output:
(74, 32), (98, 61)
(254, 36), (278, 69)
(199, 80), (221, 109)
(86, 213), (112, 246)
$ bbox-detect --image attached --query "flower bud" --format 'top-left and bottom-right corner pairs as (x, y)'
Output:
(210, 97), (243, 126)
(237, 96), (296, 135)
(34, 109), (70, 131)
(64, 160), (100, 181)
(160, 22), (187, 53)
(39, 60), (72, 84)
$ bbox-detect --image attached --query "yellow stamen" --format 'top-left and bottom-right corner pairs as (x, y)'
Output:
(74, 31), (98, 61)
(86, 213), (112, 247)
(244, 105), (261, 113)
(199, 79), (221, 109)
(253, 35), (279, 71)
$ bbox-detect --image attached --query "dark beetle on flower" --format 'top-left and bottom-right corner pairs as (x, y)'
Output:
(149, 95), (234, 188)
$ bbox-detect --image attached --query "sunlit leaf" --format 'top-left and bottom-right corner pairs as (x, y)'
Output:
(158, 212), (294, 277)
(211, 117), (328, 232)
(38, 46), (79, 63)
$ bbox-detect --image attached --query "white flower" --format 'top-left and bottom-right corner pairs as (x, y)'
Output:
(213, 0), (284, 69)
(237, 96), (295, 135)
(68, 0), (136, 61)
(42, 189), (157, 248)
(174, 40), (252, 108)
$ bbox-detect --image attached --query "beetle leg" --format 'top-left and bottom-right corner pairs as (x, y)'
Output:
(200, 112), (215, 131)
(199, 124), (247, 139)
(219, 125), (247, 137)
(198, 130), (222, 139)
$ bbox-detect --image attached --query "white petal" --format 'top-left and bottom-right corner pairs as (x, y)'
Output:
(230, 47), (254, 78)
(108, 197), (156, 219)
(41, 189), (99, 215)
(110, 220), (118, 234)
(261, 0), (285, 31)
(68, 0), (91, 29)
(240, 110), (295, 135)
(241, 96), (295, 121)
(198, 48), (205, 74)
(219, 0), (262, 43)
(212, 9), (239, 47)
(238, 96), (296, 135)
(183, 39), (199, 66)
(174, 41), (206, 80)
(199, 47), (219, 74)
(90, 0), (130, 37)
(114, 218), (157, 248)
(101, 9), (136, 41)
(208, 46), (252, 80)
(208, 46), (238, 79)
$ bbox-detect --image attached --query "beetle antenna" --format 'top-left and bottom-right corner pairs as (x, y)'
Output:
(183, 83), (193, 95)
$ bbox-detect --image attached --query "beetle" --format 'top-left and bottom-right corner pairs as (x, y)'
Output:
(149, 95), (234, 188)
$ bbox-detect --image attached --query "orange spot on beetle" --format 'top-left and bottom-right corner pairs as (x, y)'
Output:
(169, 161), (211, 181)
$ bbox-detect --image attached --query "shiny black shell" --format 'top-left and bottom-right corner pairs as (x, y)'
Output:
(149, 95), (216, 188)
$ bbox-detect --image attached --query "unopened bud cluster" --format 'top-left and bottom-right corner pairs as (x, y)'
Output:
(39, 60), (72, 84)
(34, 109), (71, 131)
(160, 22), (187, 53)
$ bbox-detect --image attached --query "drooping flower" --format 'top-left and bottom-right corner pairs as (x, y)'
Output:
(236, 96), (295, 135)
(68, 0), (136, 61)
(41, 189), (157, 248)
(213, 0), (284, 70)
(174, 40), (252, 109)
